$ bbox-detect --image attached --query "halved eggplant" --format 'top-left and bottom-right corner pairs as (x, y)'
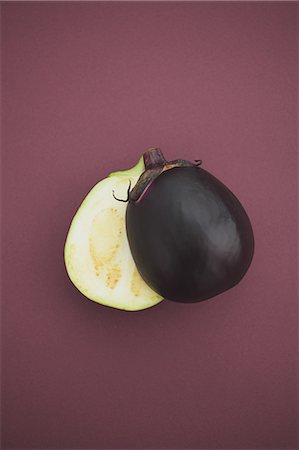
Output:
(64, 156), (163, 311)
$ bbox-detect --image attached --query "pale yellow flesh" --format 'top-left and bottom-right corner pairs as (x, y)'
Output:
(64, 157), (163, 311)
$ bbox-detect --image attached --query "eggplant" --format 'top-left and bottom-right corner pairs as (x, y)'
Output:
(126, 148), (254, 303)
(64, 156), (163, 311)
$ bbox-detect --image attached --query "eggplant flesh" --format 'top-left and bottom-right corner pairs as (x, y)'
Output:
(64, 157), (163, 311)
(126, 166), (254, 303)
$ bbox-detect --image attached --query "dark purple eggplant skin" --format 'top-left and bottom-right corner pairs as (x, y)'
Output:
(126, 166), (254, 303)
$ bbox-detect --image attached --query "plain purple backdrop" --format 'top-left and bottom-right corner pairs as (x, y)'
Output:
(1, 2), (298, 449)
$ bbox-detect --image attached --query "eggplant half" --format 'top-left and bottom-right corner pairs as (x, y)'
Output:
(126, 149), (254, 303)
(64, 156), (163, 311)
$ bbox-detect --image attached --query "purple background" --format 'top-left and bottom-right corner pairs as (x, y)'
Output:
(1, 2), (298, 449)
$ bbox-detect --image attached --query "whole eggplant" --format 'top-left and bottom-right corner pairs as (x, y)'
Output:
(125, 149), (254, 303)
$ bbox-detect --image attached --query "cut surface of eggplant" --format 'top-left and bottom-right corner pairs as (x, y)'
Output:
(64, 157), (163, 311)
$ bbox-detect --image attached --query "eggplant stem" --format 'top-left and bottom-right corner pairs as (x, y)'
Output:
(143, 148), (166, 169)
(112, 180), (131, 203)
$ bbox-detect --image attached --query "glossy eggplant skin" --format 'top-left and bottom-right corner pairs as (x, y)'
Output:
(126, 167), (254, 303)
